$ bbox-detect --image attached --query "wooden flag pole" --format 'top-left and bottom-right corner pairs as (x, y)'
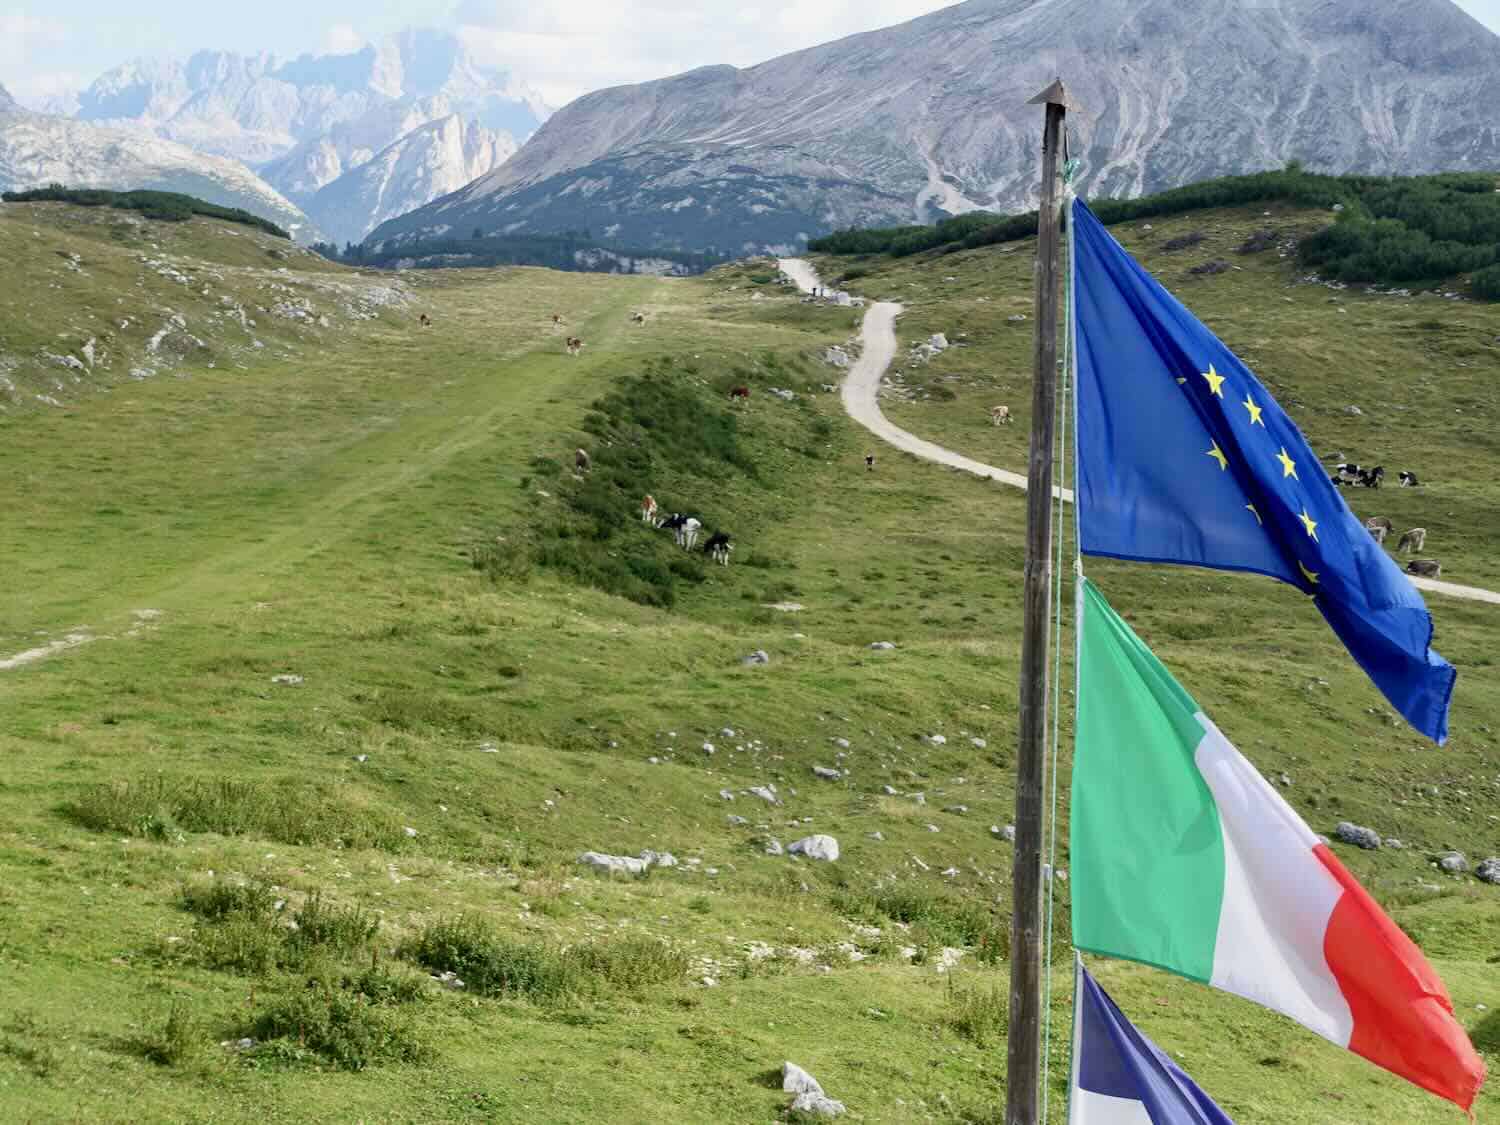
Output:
(1006, 78), (1069, 1125)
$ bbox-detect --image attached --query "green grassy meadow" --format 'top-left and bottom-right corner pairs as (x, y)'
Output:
(0, 200), (1495, 1123)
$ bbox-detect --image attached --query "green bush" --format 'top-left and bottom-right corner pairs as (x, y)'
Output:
(247, 985), (426, 1070)
(1471, 263), (1500, 301)
(2, 185), (288, 238)
(66, 776), (407, 850)
(399, 916), (583, 1002)
(399, 916), (686, 1002)
(810, 168), (1500, 298)
(136, 999), (200, 1067)
(287, 893), (379, 960)
(945, 978), (1009, 1046)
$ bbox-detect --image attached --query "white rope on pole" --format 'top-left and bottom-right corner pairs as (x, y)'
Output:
(1040, 172), (1077, 1125)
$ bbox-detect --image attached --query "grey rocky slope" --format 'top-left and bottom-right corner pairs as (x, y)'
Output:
(0, 104), (315, 238)
(302, 113), (516, 243)
(0, 83), (16, 113)
(369, 0), (1500, 255)
(70, 30), (546, 243)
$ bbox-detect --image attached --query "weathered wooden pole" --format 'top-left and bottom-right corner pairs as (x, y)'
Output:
(1005, 78), (1069, 1125)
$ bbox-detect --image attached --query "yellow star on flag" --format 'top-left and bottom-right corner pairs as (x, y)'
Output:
(1276, 446), (1298, 479)
(1298, 559), (1319, 586)
(1246, 503), (1262, 525)
(1206, 441), (1228, 471)
(1242, 395), (1264, 426)
(1299, 507), (1318, 541)
(1202, 363), (1226, 398)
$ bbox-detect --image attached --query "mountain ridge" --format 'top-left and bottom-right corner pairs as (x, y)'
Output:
(370, 0), (1500, 253)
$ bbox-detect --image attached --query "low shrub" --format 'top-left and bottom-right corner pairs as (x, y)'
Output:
(67, 776), (407, 850)
(137, 999), (200, 1066)
(247, 986), (426, 1071)
(945, 978), (1009, 1047)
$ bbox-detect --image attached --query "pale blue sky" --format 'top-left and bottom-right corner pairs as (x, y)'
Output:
(4, 0), (1500, 108)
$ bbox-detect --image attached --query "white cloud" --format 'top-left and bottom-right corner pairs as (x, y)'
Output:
(0, 10), (68, 68)
(454, 0), (954, 106)
(321, 23), (366, 54)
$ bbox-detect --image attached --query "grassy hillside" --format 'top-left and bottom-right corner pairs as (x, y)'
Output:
(0, 201), (407, 412)
(0, 202), (1494, 1123)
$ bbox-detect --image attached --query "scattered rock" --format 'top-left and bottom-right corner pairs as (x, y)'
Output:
(764, 839), (785, 856)
(1344, 405), (1363, 416)
(748, 785), (780, 805)
(1334, 822), (1381, 850)
(741, 650), (771, 666)
(353, 754), (368, 763)
(926, 734), (947, 746)
(868, 641), (896, 650)
(702, 742), (716, 756)
(1476, 858), (1500, 885)
(867, 831), (884, 841)
(1006, 314), (1027, 323)
(813, 766), (842, 780)
(833, 737), (851, 749)
(970, 737), (987, 749)
(929, 333), (949, 351)
(1384, 838), (1404, 850)
(791, 1091), (847, 1118)
(823, 346), (851, 369)
(1278, 773), (1292, 788)
(1162, 231), (1205, 252)
(1237, 229), (1278, 254)
(943, 805), (969, 815)
(270, 673), (303, 686)
(1189, 259), (1231, 276)
(1438, 851), (1468, 874)
(727, 815), (748, 826)
(783, 1061), (824, 1096)
(882, 785), (899, 796)
(991, 824), (1017, 842)
(720, 789), (735, 801)
(788, 835), (840, 862)
(578, 850), (678, 875)
(403, 826), (419, 838)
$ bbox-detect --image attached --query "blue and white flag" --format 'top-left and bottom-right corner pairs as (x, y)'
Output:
(1071, 961), (1234, 1125)
(1071, 199), (1455, 743)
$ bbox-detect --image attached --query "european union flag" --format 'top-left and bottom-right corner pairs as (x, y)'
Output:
(1071, 199), (1455, 743)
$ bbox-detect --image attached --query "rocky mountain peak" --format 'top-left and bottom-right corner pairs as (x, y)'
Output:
(370, 0), (1500, 255)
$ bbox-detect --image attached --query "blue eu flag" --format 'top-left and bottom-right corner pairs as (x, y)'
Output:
(1072, 199), (1455, 743)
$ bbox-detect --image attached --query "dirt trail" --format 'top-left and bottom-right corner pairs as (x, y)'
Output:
(778, 257), (1498, 608)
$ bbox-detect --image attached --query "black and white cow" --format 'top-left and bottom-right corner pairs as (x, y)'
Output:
(703, 531), (733, 566)
(1399, 470), (1421, 488)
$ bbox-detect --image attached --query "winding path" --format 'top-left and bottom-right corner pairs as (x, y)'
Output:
(779, 258), (1499, 608)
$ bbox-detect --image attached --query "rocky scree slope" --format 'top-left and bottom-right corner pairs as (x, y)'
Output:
(370, 0), (1500, 254)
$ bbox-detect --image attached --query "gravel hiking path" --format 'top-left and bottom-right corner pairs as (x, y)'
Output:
(778, 257), (1499, 608)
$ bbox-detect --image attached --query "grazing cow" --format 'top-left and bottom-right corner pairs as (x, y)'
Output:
(679, 517), (702, 551)
(566, 337), (584, 356)
(640, 495), (658, 524)
(1397, 527), (1427, 555)
(991, 405), (1012, 426)
(865, 454), (875, 471)
(631, 312), (647, 325)
(1399, 470), (1420, 487)
(552, 313), (562, 326)
(575, 448), (592, 473)
(659, 513), (688, 539)
(1368, 524), (1389, 545)
(1335, 462), (1361, 486)
(729, 386), (750, 402)
(1358, 465), (1385, 488)
(1406, 558), (1441, 578)
(1365, 516), (1393, 533)
(418, 313), (432, 327)
(703, 531), (733, 566)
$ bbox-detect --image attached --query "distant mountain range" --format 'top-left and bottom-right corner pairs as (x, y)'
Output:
(0, 99), (313, 237)
(7, 30), (547, 244)
(369, 0), (1500, 255)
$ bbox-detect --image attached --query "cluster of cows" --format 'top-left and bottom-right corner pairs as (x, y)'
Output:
(1331, 459), (1420, 489)
(640, 496), (734, 565)
(570, 453), (734, 565)
(550, 311), (648, 356)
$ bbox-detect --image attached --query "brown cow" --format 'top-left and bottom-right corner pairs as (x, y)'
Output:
(729, 386), (750, 402)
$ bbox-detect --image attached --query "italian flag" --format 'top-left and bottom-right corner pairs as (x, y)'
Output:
(1071, 579), (1486, 1113)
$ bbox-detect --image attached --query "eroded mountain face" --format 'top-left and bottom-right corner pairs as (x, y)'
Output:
(370, 0), (1500, 253)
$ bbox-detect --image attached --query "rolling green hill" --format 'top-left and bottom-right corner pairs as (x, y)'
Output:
(0, 198), (1494, 1123)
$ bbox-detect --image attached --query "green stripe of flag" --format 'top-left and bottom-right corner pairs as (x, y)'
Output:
(1072, 579), (1225, 983)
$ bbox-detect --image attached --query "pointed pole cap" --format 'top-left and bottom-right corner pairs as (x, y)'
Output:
(1028, 78), (1077, 111)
